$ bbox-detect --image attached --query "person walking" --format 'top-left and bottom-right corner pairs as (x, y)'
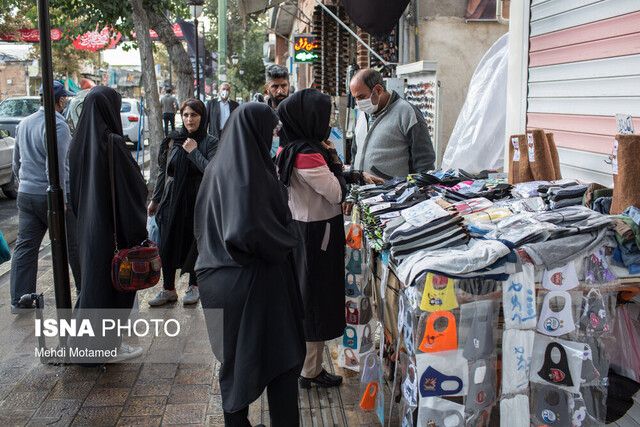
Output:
(195, 103), (305, 426)
(148, 98), (218, 306)
(161, 88), (178, 137)
(205, 83), (238, 139)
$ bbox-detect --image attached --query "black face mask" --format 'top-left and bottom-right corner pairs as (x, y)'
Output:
(537, 342), (574, 387)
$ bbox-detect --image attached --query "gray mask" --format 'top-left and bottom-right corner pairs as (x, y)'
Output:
(361, 352), (379, 384)
(361, 323), (374, 353)
(360, 297), (373, 325)
(463, 301), (495, 361)
(535, 385), (571, 427)
(419, 408), (464, 427)
(465, 359), (496, 412)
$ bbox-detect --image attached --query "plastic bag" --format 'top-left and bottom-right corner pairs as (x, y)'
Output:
(146, 216), (161, 249)
(608, 305), (640, 382)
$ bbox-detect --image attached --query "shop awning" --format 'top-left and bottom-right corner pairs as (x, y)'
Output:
(238, 0), (287, 15)
(341, 0), (410, 38)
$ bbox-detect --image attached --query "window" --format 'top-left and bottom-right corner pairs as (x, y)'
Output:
(120, 102), (132, 113)
(0, 98), (40, 117)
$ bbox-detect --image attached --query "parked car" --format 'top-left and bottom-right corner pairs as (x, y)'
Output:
(0, 96), (41, 138)
(0, 129), (17, 198)
(67, 91), (149, 148)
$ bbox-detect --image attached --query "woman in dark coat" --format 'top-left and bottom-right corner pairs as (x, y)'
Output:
(195, 103), (305, 426)
(275, 89), (346, 388)
(147, 98), (218, 306)
(68, 86), (148, 362)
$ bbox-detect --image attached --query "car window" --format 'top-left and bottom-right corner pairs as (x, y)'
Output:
(0, 99), (40, 117)
(121, 102), (132, 113)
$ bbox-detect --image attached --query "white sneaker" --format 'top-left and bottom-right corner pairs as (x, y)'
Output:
(109, 344), (143, 363)
(183, 285), (200, 305)
(149, 289), (178, 306)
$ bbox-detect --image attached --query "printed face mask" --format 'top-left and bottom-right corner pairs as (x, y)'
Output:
(542, 263), (579, 291)
(580, 344), (600, 383)
(361, 323), (374, 353)
(360, 297), (373, 325)
(420, 366), (464, 397)
(418, 408), (464, 427)
(344, 348), (360, 368)
(467, 408), (491, 427)
(420, 273), (458, 312)
(346, 249), (362, 274)
(466, 360), (495, 412)
(403, 308), (415, 356)
(343, 326), (358, 349)
(537, 342), (574, 387)
(585, 248), (616, 284)
(535, 386), (571, 427)
(537, 291), (575, 337)
(402, 406), (414, 427)
(345, 273), (361, 298)
(361, 352), (379, 384)
(419, 311), (457, 353)
(346, 300), (359, 324)
(463, 301), (495, 361)
(503, 264), (537, 329)
(580, 289), (610, 333)
(402, 362), (418, 407)
(346, 224), (362, 249)
(398, 295), (405, 334)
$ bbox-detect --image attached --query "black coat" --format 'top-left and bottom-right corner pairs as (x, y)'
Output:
(205, 98), (239, 138)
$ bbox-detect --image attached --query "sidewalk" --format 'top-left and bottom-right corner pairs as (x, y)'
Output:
(0, 241), (398, 426)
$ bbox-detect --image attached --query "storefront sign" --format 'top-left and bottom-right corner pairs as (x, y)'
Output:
(293, 34), (319, 63)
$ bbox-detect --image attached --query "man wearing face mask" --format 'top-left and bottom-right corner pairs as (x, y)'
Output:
(265, 64), (291, 158)
(205, 82), (239, 139)
(350, 69), (435, 179)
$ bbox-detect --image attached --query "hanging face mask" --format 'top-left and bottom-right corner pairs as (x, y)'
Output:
(503, 263), (537, 329)
(402, 362), (418, 407)
(398, 294), (405, 334)
(467, 408), (491, 427)
(501, 329), (534, 395)
(537, 291), (576, 337)
(346, 249), (362, 274)
(343, 326), (358, 349)
(542, 263), (579, 291)
(420, 273), (458, 312)
(500, 395), (530, 427)
(466, 360), (496, 413)
(345, 273), (361, 298)
(535, 386), (571, 427)
(362, 279), (372, 297)
(419, 366), (464, 397)
(580, 289), (610, 333)
(403, 308), (416, 356)
(359, 297), (373, 325)
(537, 342), (574, 387)
(346, 300), (359, 324)
(419, 311), (457, 353)
(361, 323), (374, 353)
(346, 224), (362, 249)
(418, 408), (464, 427)
(344, 348), (360, 368)
(463, 301), (495, 361)
(356, 89), (379, 114)
(361, 352), (379, 384)
(580, 344), (600, 383)
(401, 405), (414, 427)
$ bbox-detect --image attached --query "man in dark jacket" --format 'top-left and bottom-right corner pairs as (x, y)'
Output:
(205, 82), (239, 138)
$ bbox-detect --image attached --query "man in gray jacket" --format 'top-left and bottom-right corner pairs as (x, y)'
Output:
(350, 69), (435, 179)
(10, 81), (75, 313)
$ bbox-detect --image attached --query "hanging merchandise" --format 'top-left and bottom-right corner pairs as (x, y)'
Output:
(531, 336), (585, 393)
(580, 343), (600, 383)
(362, 278), (372, 297)
(503, 263), (537, 329)
(466, 408), (491, 427)
(420, 273), (458, 312)
(360, 323), (374, 353)
(419, 311), (458, 353)
(417, 350), (469, 397)
(534, 385), (572, 427)
(542, 262), (580, 291)
(360, 297), (373, 325)
(465, 359), (496, 413)
(501, 329), (534, 395)
(401, 404), (414, 427)
(345, 272), (361, 297)
(398, 294), (405, 334)
(344, 347), (360, 369)
(360, 382), (378, 410)
(346, 223), (362, 249)
(537, 291), (576, 337)
(403, 302), (416, 356)
(537, 342), (575, 387)
(346, 248), (363, 274)
(343, 326), (358, 349)
(463, 300), (495, 361)
(500, 394), (530, 427)
(402, 360), (418, 407)
(584, 248), (617, 284)
(418, 397), (465, 427)
(346, 300), (359, 324)
(579, 289), (611, 333)
(361, 352), (379, 384)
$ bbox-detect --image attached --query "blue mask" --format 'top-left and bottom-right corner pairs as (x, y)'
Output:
(346, 249), (362, 274)
(343, 326), (358, 349)
(420, 366), (464, 397)
(345, 273), (361, 298)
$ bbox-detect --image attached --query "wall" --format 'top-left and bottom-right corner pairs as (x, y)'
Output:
(0, 62), (28, 99)
(415, 0), (507, 160)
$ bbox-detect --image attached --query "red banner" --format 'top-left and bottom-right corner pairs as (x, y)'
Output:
(73, 27), (121, 52)
(0, 28), (63, 42)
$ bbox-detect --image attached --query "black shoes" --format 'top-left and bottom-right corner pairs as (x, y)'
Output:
(299, 369), (343, 389)
(10, 301), (34, 314)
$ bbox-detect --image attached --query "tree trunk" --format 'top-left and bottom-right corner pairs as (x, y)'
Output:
(147, 9), (194, 104)
(130, 0), (163, 193)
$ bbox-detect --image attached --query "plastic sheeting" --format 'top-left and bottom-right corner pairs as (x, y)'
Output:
(441, 33), (509, 173)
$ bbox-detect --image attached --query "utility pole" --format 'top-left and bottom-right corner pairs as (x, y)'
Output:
(218, 0), (227, 85)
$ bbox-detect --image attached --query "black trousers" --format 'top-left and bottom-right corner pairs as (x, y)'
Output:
(223, 369), (299, 427)
(163, 112), (175, 136)
(162, 265), (196, 291)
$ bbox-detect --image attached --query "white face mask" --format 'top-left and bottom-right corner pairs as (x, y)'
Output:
(356, 90), (379, 114)
(220, 90), (229, 100)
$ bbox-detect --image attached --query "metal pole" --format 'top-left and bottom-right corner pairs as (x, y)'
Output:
(414, 0), (419, 61)
(195, 17), (201, 100)
(218, 0), (227, 86)
(36, 0), (72, 322)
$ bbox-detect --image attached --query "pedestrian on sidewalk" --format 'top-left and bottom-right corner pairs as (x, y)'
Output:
(195, 103), (305, 426)
(9, 80), (79, 313)
(147, 98), (218, 307)
(68, 86), (147, 362)
(161, 88), (178, 137)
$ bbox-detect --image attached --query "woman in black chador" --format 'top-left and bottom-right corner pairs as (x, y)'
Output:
(68, 86), (147, 361)
(195, 103), (305, 426)
(147, 98), (218, 306)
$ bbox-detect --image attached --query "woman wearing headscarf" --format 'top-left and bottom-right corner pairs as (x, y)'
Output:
(195, 103), (305, 426)
(68, 86), (147, 362)
(147, 98), (218, 306)
(275, 88), (347, 388)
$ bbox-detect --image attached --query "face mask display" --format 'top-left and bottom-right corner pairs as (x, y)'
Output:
(346, 249), (362, 274)
(537, 342), (574, 387)
(501, 329), (534, 395)
(356, 90), (379, 114)
(535, 386), (571, 427)
(360, 382), (378, 410)
(345, 273), (361, 298)
(398, 294), (405, 334)
(418, 397), (465, 427)
(580, 289), (610, 333)
(580, 344), (600, 383)
(420, 273), (458, 312)
(463, 301), (495, 361)
(500, 395), (530, 427)
(343, 326), (357, 349)
(419, 311), (457, 353)
(542, 263), (580, 291)
(360, 323), (374, 353)
(360, 297), (373, 325)
(401, 405), (414, 427)
(585, 247), (617, 284)
(344, 347), (359, 368)
(346, 300), (359, 324)
(419, 366), (464, 398)
(465, 360), (496, 413)
(346, 224), (362, 249)
(537, 291), (576, 337)
(361, 352), (379, 384)
(403, 306), (416, 356)
(467, 408), (491, 427)
(503, 264), (537, 329)
(402, 362), (418, 407)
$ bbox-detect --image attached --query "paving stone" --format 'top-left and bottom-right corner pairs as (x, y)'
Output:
(0, 383), (14, 401)
(34, 398), (83, 418)
(84, 388), (130, 407)
(162, 402), (206, 425)
(206, 394), (223, 416)
(27, 417), (74, 426)
(72, 405), (122, 426)
(116, 416), (162, 426)
(168, 384), (209, 404)
(61, 367), (101, 382)
(49, 381), (95, 399)
(173, 369), (213, 386)
(205, 414), (224, 426)
(121, 396), (166, 417)
(0, 391), (48, 410)
(177, 362), (214, 371)
(14, 370), (61, 392)
(104, 363), (142, 373)
(96, 370), (138, 388)
(0, 409), (35, 425)
(138, 364), (178, 380)
(0, 366), (28, 384)
(131, 379), (172, 397)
